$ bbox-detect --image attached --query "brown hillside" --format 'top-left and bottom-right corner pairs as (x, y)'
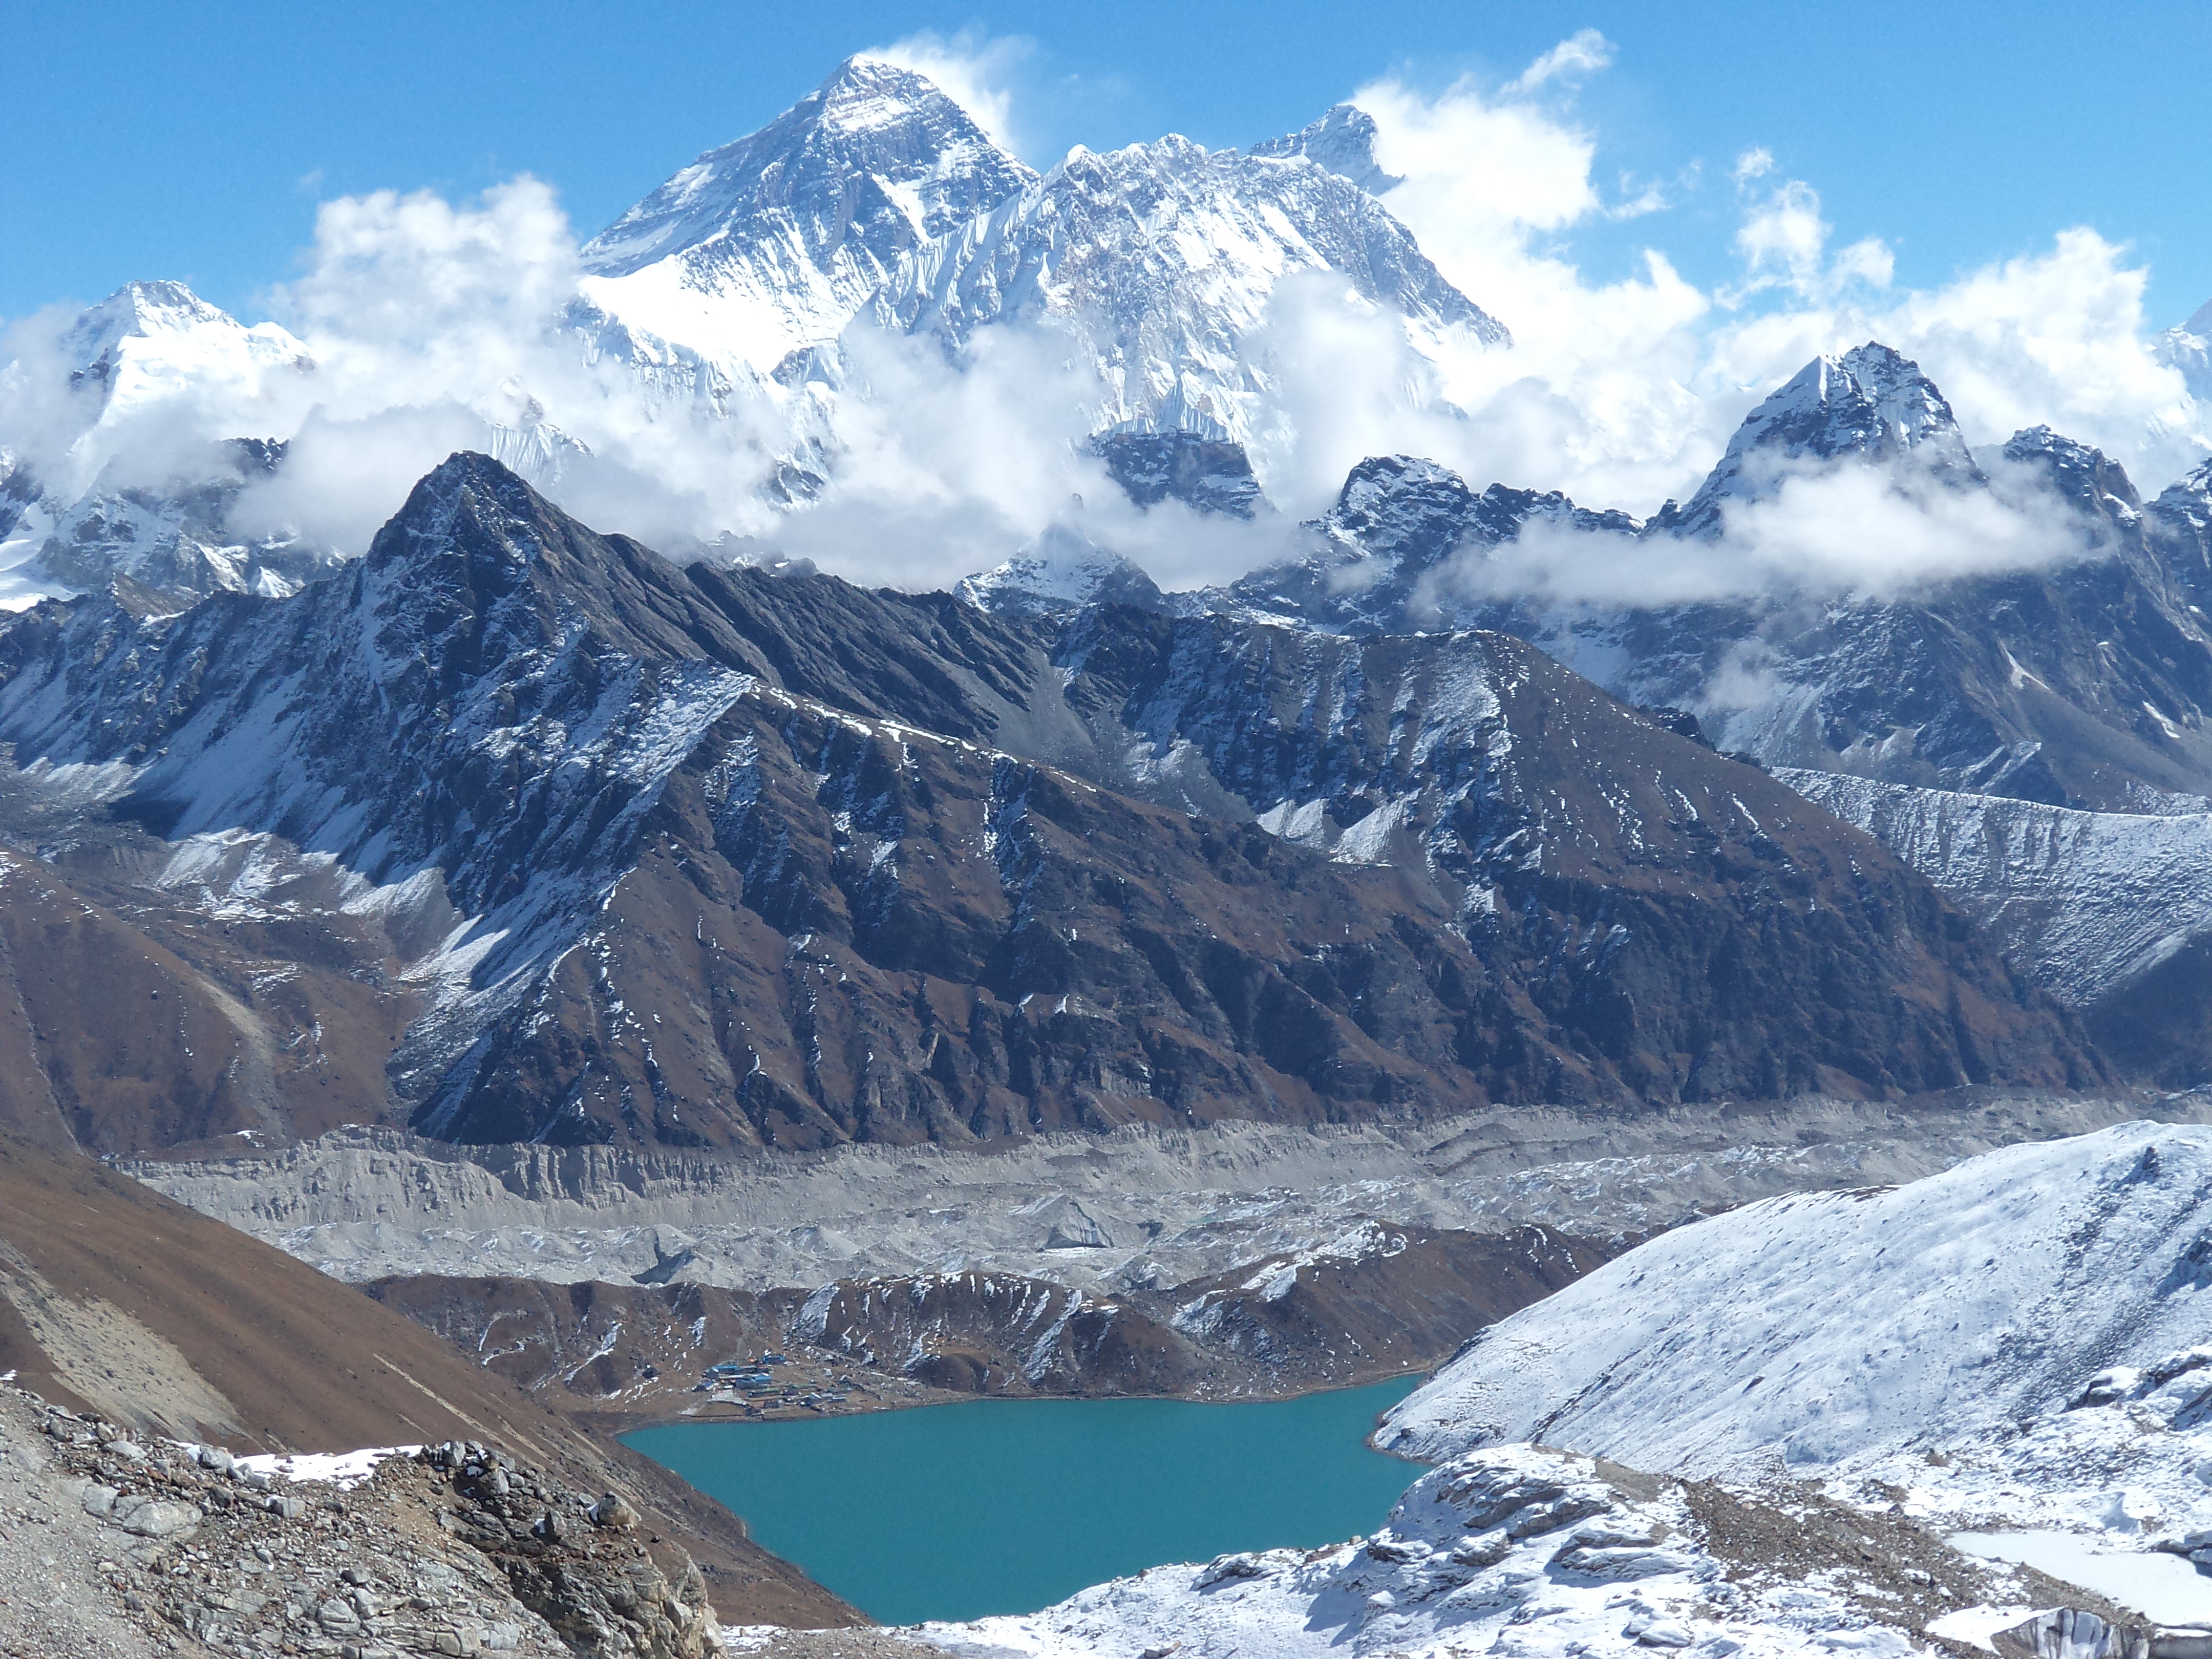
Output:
(0, 1131), (856, 1627)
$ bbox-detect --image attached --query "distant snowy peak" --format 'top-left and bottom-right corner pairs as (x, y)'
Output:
(2001, 424), (2145, 536)
(870, 135), (1505, 442)
(55, 280), (311, 427)
(955, 522), (1165, 618)
(2155, 456), (2212, 536)
(0, 284), (331, 609)
(577, 57), (1035, 371)
(2153, 297), (2211, 406)
(1248, 102), (1403, 196)
(1669, 341), (1979, 535)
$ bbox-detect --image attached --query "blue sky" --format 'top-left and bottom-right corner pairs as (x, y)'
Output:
(3, 0), (2208, 327)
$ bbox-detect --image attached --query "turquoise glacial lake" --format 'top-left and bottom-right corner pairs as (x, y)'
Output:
(624, 1376), (1424, 1625)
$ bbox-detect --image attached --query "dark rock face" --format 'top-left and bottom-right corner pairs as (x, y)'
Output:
(1213, 455), (1634, 631)
(2152, 459), (2212, 609)
(1091, 431), (1266, 518)
(0, 454), (2096, 1153)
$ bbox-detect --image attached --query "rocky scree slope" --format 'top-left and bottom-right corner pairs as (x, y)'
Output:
(0, 1130), (848, 1622)
(127, 1093), (2201, 1296)
(0, 453), (2094, 1154)
(365, 1221), (1612, 1417)
(0, 1391), (727, 1659)
(1190, 344), (2212, 813)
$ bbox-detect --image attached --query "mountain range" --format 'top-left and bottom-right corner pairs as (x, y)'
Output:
(11, 43), (2212, 1659)
(1, 55), (2210, 1158)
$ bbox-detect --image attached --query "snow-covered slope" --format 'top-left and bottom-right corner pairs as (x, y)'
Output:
(1380, 1121), (2212, 1538)
(0, 283), (334, 606)
(1780, 771), (2212, 1006)
(926, 1441), (2036, 1659)
(2154, 299), (2212, 409)
(955, 521), (1166, 616)
(924, 1124), (2212, 1659)
(52, 279), (313, 438)
(1249, 103), (1404, 195)
(868, 137), (1506, 442)
(578, 57), (1035, 373)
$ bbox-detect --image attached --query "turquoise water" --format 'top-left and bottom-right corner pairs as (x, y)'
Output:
(624, 1376), (1425, 1625)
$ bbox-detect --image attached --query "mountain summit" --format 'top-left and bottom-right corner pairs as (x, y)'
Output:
(1666, 341), (1980, 534)
(579, 57), (1035, 372)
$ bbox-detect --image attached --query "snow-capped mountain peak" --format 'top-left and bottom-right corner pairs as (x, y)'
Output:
(1670, 340), (1980, 535)
(2153, 297), (2212, 408)
(870, 134), (1506, 444)
(54, 279), (311, 427)
(954, 520), (1166, 618)
(577, 57), (1035, 372)
(1249, 102), (1403, 196)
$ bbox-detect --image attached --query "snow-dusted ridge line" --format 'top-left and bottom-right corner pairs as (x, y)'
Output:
(578, 56), (1035, 374)
(1381, 1121), (2212, 1548)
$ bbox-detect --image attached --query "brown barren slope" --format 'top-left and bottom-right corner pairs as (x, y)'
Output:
(0, 1131), (856, 1627)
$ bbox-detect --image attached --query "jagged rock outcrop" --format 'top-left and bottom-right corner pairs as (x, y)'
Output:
(1091, 430), (1267, 518)
(0, 1385), (729, 1659)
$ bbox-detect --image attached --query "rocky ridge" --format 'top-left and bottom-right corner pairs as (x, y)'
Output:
(363, 1220), (1610, 1419)
(578, 58), (1035, 377)
(867, 133), (1505, 443)
(0, 453), (2092, 1155)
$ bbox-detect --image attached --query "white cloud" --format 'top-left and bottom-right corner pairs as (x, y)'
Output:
(1430, 452), (2108, 611)
(865, 29), (1034, 159)
(1508, 28), (1615, 93)
(1343, 36), (2206, 531)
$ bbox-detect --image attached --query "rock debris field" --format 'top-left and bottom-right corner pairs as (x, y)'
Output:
(0, 1382), (718, 1659)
